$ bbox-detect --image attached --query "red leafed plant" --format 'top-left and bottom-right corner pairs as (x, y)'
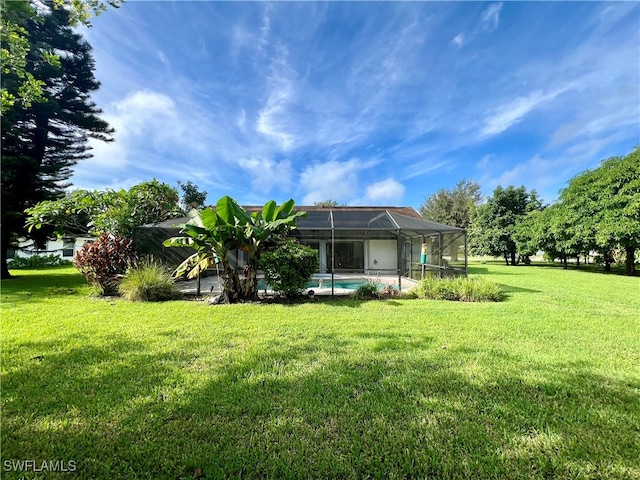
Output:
(74, 233), (137, 296)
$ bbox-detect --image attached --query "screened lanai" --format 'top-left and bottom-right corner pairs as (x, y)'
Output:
(289, 207), (467, 289)
(133, 206), (467, 294)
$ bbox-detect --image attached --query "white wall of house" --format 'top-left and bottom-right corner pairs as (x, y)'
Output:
(9, 238), (93, 260)
(365, 240), (397, 273)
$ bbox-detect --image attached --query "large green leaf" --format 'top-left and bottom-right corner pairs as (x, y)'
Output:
(198, 208), (219, 230)
(262, 200), (277, 222)
(216, 196), (250, 226)
(275, 198), (295, 219)
(163, 236), (194, 248)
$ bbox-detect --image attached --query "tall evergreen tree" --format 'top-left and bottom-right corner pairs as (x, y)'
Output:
(1, 2), (113, 278)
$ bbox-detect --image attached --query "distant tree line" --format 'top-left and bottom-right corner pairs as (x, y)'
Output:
(420, 147), (640, 275)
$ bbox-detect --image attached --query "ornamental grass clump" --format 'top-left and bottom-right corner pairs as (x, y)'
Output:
(410, 276), (503, 302)
(118, 257), (179, 302)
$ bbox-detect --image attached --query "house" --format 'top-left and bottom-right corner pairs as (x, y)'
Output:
(7, 237), (93, 262)
(133, 205), (467, 281)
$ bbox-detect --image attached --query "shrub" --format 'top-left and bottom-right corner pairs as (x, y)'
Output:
(119, 257), (179, 302)
(351, 282), (380, 300)
(74, 233), (137, 296)
(8, 254), (72, 269)
(259, 240), (319, 297)
(410, 276), (503, 302)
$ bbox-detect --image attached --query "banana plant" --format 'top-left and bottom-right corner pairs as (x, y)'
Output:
(237, 198), (306, 300)
(164, 196), (305, 303)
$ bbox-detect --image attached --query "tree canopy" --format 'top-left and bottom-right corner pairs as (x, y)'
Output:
(557, 147), (640, 274)
(177, 180), (208, 211)
(1, 0), (119, 114)
(420, 179), (482, 229)
(25, 180), (183, 238)
(470, 185), (542, 266)
(313, 200), (342, 207)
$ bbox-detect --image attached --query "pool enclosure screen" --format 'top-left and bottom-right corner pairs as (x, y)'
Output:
(133, 207), (468, 286)
(289, 207), (467, 281)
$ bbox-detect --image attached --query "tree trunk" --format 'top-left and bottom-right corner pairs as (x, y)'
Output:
(576, 256), (580, 268)
(510, 251), (517, 266)
(563, 256), (568, 270)
(625, 246), (636, 276)
(1, 228), (13, 279)
(241, 259), (259, 301)
(221, 263), (240, 303)
(503, 253), (510, 266)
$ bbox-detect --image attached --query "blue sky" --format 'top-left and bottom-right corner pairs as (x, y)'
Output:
(73, 1), (640, 208)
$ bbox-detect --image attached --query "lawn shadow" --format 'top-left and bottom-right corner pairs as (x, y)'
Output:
(1, 268), (90, 305)
(526, 262), (634, 277)
(468, 266), (489, 275)
(3, 334), (639, 479)
(497, 283), (542, 295)
(169, 344), (640, 479)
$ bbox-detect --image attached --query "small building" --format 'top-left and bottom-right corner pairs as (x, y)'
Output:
(134, 206), (467, 281)
(8, 237), (93, 262)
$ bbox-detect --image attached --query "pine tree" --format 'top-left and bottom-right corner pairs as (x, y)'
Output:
(1, 2), (113, 278)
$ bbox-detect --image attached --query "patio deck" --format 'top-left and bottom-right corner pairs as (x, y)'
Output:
(176, 273), (418, 296)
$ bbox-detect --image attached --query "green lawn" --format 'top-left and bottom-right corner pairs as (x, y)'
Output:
(1, 263), (639, 479)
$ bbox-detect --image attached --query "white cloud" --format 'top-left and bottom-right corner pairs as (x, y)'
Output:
(364, 178), (405, 203)
(480, 87), (569, 138)
(255, 88), (297, 150)
(71, 89), (212, 189)
(110, 90), (179, 139)
(237, 157), (292, 194)
(255, 47), (300, 151)
(299, 158), (379, 204)
(483, 135), (623, 203)
(74, 90), (179, 178)
(476, 154), (495, 170)
(237, 109), (247, 130)
(453, 33), (465, 48)
(402, 160), (449, 181)
(480, 3), (503, 33)
(157, 50), (169, 66)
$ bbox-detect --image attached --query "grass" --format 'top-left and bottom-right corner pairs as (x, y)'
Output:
(1, 263), (639, 479)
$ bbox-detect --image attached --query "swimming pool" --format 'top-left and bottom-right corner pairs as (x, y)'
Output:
(257, 277), (388, 291)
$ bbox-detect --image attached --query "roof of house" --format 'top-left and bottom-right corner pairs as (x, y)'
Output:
(141, 205), (463, 235)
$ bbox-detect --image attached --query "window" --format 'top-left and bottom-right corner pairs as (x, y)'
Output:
(62, 240), (75, 257)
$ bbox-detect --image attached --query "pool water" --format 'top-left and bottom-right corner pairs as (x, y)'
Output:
(257, 278), (391, 291)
